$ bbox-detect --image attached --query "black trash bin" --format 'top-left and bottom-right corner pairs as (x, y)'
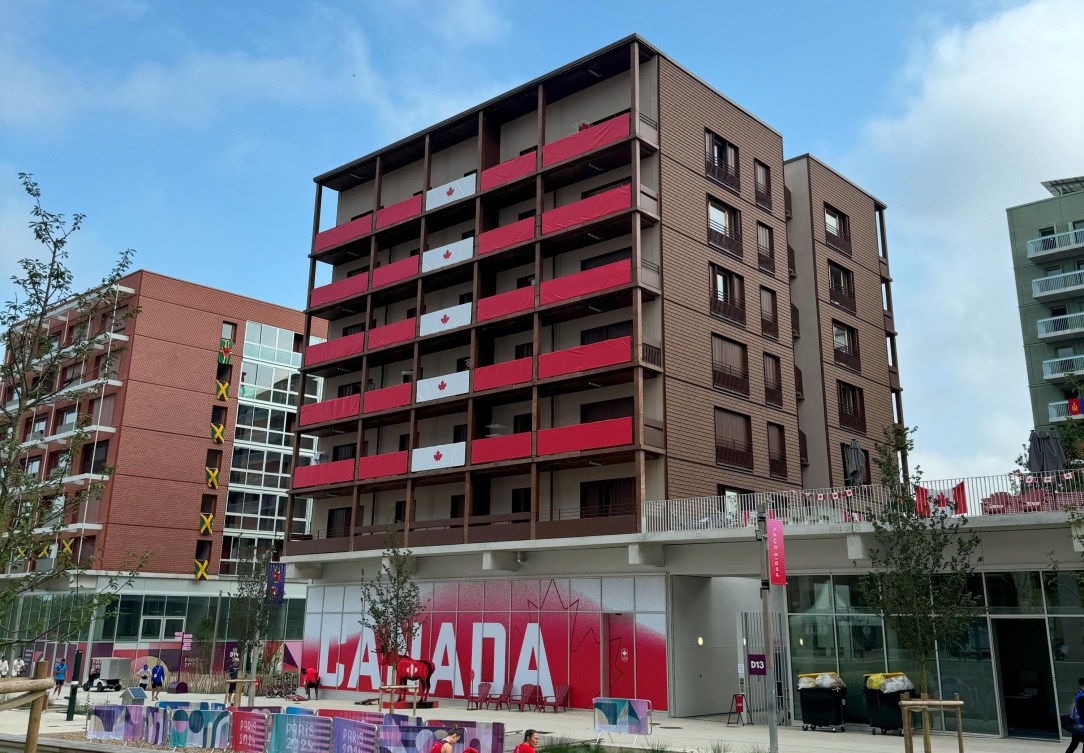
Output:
(864, 687), (904, 734)
(798, 686), (846, 732)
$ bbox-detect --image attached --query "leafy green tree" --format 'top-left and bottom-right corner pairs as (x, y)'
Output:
(861, 426), (984, 694)
(358, 526), (422, 685)
(0, 173), (142, 655)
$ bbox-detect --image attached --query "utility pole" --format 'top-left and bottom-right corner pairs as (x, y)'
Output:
(757, 502), (779, 753)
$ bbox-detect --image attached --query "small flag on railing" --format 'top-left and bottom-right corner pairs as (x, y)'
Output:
(1066, 472), (1076, 481)
(1026, 475), (1036, 484)
(1070, 398), (1082, 415)
(1044, 476), (1055, 484)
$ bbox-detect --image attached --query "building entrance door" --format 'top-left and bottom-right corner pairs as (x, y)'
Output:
(993, 618), (1058, 738)
(602, 613), (635, 698)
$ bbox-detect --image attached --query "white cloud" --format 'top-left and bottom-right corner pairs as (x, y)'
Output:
(838, 0), (1084, 480)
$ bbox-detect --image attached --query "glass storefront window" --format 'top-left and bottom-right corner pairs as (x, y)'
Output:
(789, 614), (837, 676)
(115, 595), (142, 640)
(1049, 617), (1084, 722)
(939, 618), (998, 734)
(285, 599), (305, 640)
(986, 571), (1045, 614)
(787, 575), (833, 614)
(1044, 571), (1084, 614)
(833, 575), (875, 614)
(835, 615), (885, 722)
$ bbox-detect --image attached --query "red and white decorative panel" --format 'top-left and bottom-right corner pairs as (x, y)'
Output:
(422, 238), (474, 273)
(419, 303), (472, 337)
(415, 371), (469, 403)
(425, 175), (477, 211)
(410, 441), (467, 472)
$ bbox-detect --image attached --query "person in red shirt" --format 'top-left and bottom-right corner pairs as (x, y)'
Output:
(514, 730), (539, 753)
(429, 728), (461, 753)
(304, 667), (319, 701)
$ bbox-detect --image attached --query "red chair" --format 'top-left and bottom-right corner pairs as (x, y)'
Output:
(512, 683), (542, 711)
(488, 683), (512, 710)
(1020, 488), (1051, 513)
(982, 492), (1013, 515)
(467, 681), (491, 710)
(1057, 491), (1084, 510)
(540, 683), (570, 712)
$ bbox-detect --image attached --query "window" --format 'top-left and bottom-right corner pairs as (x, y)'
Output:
(580, 478), (634, 518)
(519, 146), (538, 156)
(513, 413), (532, 434)
(760, 287), (778, 339)
(394, 501), (406, 523)
(754, 161), (772, 210)
(581, 320), (632, 346)
(458, 292), (473, 306)
(828, 262), (856, 313)
(764, 354), (782, 407)
(838, 381), (866, 433)
(708, 199), (743, 257)
(833, 321), (861, 372)
(711, 335), (749, 395)
(81, 441), (109, 475)
(342, 322), (366, 337)
(756, 223), (774, 274)
(406, 307), (417, 319)
(29, 414), (47, 439)
(108, 306), (128, 335)
(715, 409), (753, 469)
(57, 406), (78, 434)
(398, 434), (410, 452)
(401, 370), (414, 384)
(580, 397), (633, 424)
(710, 265), (745, 325)
(453, 424), (468, 444)
(582, 178), (631, 200)
(824, 204), (851, 254)
(25, 457), (42, 479)
(346, 266), (368, 279)
(90, 394), (115, 425)
(516, 275), (536, 288)
(461, 230), (476, 240)
(331, 443), (356, 462)
(582, 248), (631, 271)
(767, 423), (787, 479)
(337, 382), (361, 398)
(222, 322), (237, 341)
(511, 488), (531, 514)
(60, 362), (84, 389)
(450, 495), (465, 519)
(705, 131), (740, 192)
(326, 507), (350, 537)
(514, 342), (533, 360)
(518, 209), (536, 221)
(455, 357), (470, 372)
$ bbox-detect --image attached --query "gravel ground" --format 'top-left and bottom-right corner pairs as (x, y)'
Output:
(42, 730), (216, 753)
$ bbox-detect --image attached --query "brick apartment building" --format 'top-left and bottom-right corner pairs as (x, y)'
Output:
(5, 270), (325, 676)
(285, 36), (905, 715)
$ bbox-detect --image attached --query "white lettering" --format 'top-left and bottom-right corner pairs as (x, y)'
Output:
(470, 622), (507, 693)
(429, 622), (464, 696)
(512, 623), (553, 698)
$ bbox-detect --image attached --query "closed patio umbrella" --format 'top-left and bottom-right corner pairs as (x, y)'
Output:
(1027, 429), (1044, 472)
(1041, 428), (1067, 471)
(843, 439), (866, 486)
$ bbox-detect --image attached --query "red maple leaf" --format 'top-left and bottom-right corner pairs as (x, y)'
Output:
(437, 380), (447, 390)
(433, 450), (443, 461)
(440, 314), (450, 324)
(446, 187), (455, 197)
(443, 250), (452, 259)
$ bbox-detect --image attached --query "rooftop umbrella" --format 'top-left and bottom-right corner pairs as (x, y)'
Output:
(1027, 429), (1044, 472)
(1041, 428), (1067, 472)
(843, 438), (866, 486)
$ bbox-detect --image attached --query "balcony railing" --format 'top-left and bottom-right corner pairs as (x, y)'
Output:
(542, 112), (630, 168)
(829, 282), (856, 313)
(712, 362), (749, 395)
(784, 186), (793, 219)
(758, 244), (775, 275)
(1038, 312), (1084, 340)
(834, 344), (862, 372)
(794, 365), (804, 399)
(541, 185), (630, 235)
(710, 292), (746, 325)
(642, 342), (663, 368)
(705, 153), (740, 193)
(765, 379), (783, 407)
(1050, 401), (1078, 422)
(643, 471), (1084, 534)
(798, 429), (809, 465)
(826, 226), (851, 255)
(761, 315), (779, 339)
(1027, 227), (1084, 259)
(791, 303), (800, 337)
(708, 220), (743, 258)
(1043, 355), (1084, 380)
(755, 181), (772, 211)
(769, 454), (787, 479)
(839, 407), (867, 433)
(716, 439), (754, 470)
(787, 245), (796, 277)
(1033, 270), (1084, 299)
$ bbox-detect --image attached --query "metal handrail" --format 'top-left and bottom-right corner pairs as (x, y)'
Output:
(1027, 227), (1084, 257)
(1038, 312), (1084, 337)
(1043, 355), (1084, 378)
(1033, 269), (1084, 297)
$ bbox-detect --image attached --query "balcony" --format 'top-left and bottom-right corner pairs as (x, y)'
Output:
(541, 185), (631, 235)
(765, 379), (783, 408)
(705, 153), (740, 193)
(1050, 401), (1077, 422)
(304, 332), (365, 367)
(829, 283), (856, 314)
(542, 113), (630, 168)
(422, 238), (474, 274)
(839, 407), (867, 433)
(356, 451), (409, 480)
(362, 383), (412, 414)
(784, 186), (793, 219)
(371, 256), (419, 290)
(540, 261), (631, 306)
(367, 318), (416, 350)
(798, 430), (809, 466)
(419, 303), (472, 338)
(834, 344), (861, 373)
(409, 518), (466, 548)
(471, 432), (532, 464)
(642, 342), (663, 368)
(716, 439), (753, 470)
(795, 365), (804, 400)
(411, 441), (466, 473)
(480, 152), (535, 191)
(1038, 312), (1084, 342)
(755, 181), (772, 211)
(314, 214), (372, 255)
(710, 292), (745, 325)
(788, 246), (796, 278)
(761, 314), (779, 340)
(712, 362), (749, 396)
(1043, 355), (1084, 381)
(477, 287), (534, 322)
(293, 459), (355, 489)
(474, 358), (532, 392)
(425, 174), (476, 211)
(537, 502), (638, 540)
(538, 337), (631, 379)
(708, 220), (743, 259)
(1033, 270), (1084, 301)
(769, 453), (787, 479)
(758, 245), (775, 275)
(536, 417), (633, 456)
(416, 371), (469, 403)
(310, 273), (368, 309)
(299, 394), (360, 427)
(375, 195), (423, 230)
(478, 217), (535, 256)
(1027, 227), (1084, 261)
(826, 226), (851, 255)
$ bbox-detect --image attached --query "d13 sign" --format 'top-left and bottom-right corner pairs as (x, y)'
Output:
(747, 653), (767, 676)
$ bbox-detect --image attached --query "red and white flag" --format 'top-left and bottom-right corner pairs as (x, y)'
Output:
(419, 302), (472, 336)
(416, 371), (469, 403)
(425, 174), (477, 211)
(411, 441), (466, 472)
(422, 238), (474, 273)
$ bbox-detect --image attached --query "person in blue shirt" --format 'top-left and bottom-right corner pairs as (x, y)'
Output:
(52, 658), (66, 697)
(150, 662), (166, 701)
(1066, 677), (1084, 753)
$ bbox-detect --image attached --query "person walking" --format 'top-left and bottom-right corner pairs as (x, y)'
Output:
(13, 657), (25, 677)
(304, 666), (319, 701)
(138, 664), (150, 690)
(0, 657), (9, 678)
(151, 662), (166, 701)
(514, 730), (539, 753)
(429, 728), (461, 753)
(226, 659), (239, 704)
(1066, 677), (1084, 753)
(52, 658), (66, 698)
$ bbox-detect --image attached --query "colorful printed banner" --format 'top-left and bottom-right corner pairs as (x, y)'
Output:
(767, 518), (786, 586)
(418, 303), (471, 337)
(285, 706), (316, 715)
(266, 562), (286, 606)
(415, 371), (469, 403)
(317, 709), (418, 725)
(230, 710), (269, 753)
(332, 717), (378, 753)
(87, 705), (145, 741)
(425, 175), (477, 211)
(268, 713), (333, 753)
(168, 709), (232, 749)
(422, 238), (474, 273)
(592, 697), (652, 735)
(410, 441), (466, 473)
(425, 721), (504, 753)
(145, 707), (169, 744)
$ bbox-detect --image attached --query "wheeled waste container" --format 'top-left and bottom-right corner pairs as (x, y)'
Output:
(797, 672), (846, 732)
(862, 672), (912, 734)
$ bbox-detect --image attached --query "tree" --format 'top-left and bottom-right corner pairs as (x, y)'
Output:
(358, 526), (422, 686)
(0, 173), (142, 654)
(231, 545), (274, 676)
(860, 425), (984, 695)
(189, 613), (217, 675)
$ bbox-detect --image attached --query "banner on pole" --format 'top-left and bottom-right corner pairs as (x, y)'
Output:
(265, 562), (286, 606)
(767, 519), (786, 586)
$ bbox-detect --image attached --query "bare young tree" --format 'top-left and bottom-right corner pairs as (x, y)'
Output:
(0, 173), (143, 653)
(230, 545), (275, 676)
(358, 526), (422, 685)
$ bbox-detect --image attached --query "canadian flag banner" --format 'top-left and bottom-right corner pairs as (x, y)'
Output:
(422, 238), (474, 273)
(411, 441), (466, 472)
(416, 370), (469, 403)
(425, 174), (477, 211)
(419, 302), (472, 337)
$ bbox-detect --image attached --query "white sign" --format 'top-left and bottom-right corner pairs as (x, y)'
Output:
(738, 663), (745, 676)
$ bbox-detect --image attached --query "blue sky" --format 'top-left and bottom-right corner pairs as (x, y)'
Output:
(2, 0), (1083, 480)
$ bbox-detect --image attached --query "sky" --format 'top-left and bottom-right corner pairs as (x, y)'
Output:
(1, 0), (1082, 482)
